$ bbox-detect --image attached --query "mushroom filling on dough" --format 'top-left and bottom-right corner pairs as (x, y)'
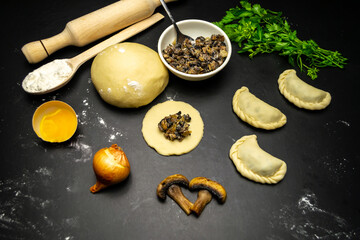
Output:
(158, 111), (192, 141)
(142, 101), (204, 156)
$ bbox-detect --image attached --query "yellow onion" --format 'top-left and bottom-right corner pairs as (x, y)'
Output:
(90, 144), (130, 193)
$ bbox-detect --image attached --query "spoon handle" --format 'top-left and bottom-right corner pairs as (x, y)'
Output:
(159, 0), (190, 43)
(69, 13), (164, 69)
(159, 0), (176, 24)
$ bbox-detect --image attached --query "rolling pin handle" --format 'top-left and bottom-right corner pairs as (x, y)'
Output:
(22, 29), (73, 64)
(21, 40), (48, 64)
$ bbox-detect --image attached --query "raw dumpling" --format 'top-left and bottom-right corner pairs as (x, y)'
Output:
(229, 135), (287, 184)
(278, 69), (331, 110)
(232, 87), (286, 130)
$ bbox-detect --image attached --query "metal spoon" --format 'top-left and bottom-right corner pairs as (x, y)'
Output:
(159, 0), (193, 44)
(22, 14), (164, 95)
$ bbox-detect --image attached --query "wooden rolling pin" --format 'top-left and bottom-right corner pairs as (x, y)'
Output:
(22, 0), (176, 64)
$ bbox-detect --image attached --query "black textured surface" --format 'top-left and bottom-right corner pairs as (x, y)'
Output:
(1, 0), (359, 239)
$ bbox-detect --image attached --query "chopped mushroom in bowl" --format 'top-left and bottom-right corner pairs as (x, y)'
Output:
(158, 19), (232, 81)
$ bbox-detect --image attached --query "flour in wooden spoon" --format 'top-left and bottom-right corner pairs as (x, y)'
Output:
(22, 59), (73, 93)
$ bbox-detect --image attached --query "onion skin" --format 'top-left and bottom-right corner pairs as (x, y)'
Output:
(90, 144), (130, 193)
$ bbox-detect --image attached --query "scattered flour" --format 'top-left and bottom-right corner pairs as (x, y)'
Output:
(319, 156), (354, 184)
(336, 120), (350, 127)
(270, 190), (359, 240)
(324, 120), (351, 137)
(0, 167), (79, 239)
(97, 116), (107, 128)
(78, 95), (127, 144)
(68, 135), (92, 163)
(108, 131), (124, 143)
(35, 167), (53, 177)
(166, 92), (178, 101)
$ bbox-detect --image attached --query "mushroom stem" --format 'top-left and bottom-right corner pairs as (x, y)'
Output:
(167, 185), (194, 215)
(191, 190), (212, 216)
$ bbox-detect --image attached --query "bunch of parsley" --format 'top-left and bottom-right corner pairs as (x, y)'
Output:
(214, 1), (347, 79)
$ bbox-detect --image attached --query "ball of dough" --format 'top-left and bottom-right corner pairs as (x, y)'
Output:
(91, 42), (169, 108)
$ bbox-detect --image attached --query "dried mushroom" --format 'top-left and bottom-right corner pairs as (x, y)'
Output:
(158, 111), (191, 141)
(157, 174), (193, 215)
(162, 34), (228, 74)
(189, 177), (227, 216)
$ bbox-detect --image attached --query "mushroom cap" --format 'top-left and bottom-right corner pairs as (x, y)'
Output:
(157, 174), (190, 200)
(189, 177), (227, 203)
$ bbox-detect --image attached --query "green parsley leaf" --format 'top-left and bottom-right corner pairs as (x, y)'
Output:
(213, 1), (347, 79)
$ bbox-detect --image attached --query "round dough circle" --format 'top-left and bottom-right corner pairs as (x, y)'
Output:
(91, 42), (169, 108)
(142, 101), (204, 156)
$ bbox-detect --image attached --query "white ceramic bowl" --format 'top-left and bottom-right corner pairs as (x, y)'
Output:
(158, 19), (232, 81)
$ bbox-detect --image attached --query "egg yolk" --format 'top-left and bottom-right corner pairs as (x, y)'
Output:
(39, 108), (77, 142)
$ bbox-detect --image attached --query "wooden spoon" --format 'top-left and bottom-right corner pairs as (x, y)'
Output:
(22, 13), (164, 95)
